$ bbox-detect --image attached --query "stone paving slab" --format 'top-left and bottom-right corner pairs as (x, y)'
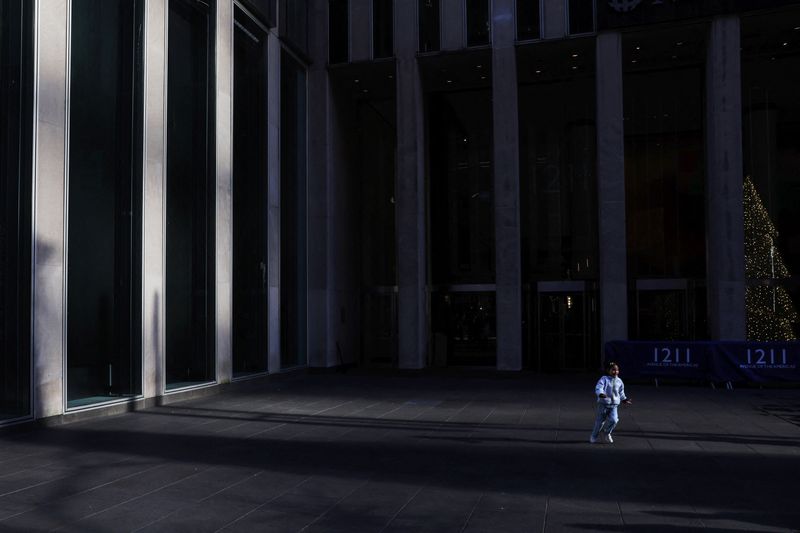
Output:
(0, 373), (799, 532)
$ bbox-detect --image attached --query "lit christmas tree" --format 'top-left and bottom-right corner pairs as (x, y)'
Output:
(744, 176), (798, 340)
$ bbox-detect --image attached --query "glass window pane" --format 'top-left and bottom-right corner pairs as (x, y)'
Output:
(67, 0), (143, 407)
(516, 0), (540, 41)
(419, 0), (440, 52)
(0, 0), (32, 420)
(280, 0), (307, 55)
(329, 0), (349, 63)
(373, 0), (393, 58)
(568, 0), (593, 35)
(233, 7), (269, 377)
(742, 9), (800, 341)
(166, 0), (215, 389)
(466, 0), (490, 47)
(430, 90), (495, 285)
(519, 42), (597, 282)
(623, 26), (707, 340)
(280, 51), (307, 369)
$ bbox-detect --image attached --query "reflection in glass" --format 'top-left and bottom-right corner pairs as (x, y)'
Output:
(419, 0), (440, 52)
(0, 0), (32, 420)
(432, 293), (496, 366)
(742, 10), (800, 340)
(466, 0), (490, 47)
(232, 7), (268, 377)
(66, 0), (143, 408)
(166, 0), (215, 389)
(280, 51), (307, 369)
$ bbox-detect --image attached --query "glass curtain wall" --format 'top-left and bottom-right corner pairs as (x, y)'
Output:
(280, 51), (307, 369)
(466, 0), (490, 47)
(623, 26), (707, 341)
(518, 40), (598, 372)
(0, 0), (32, 420)
(516, 0), (541, 41)
(279, 0), (308, 56)
(419, 0), (440, 52)
(66, 0), (143, 408)
(741, 11), (800, 341)
(329, 0), (348, 64)
(232, 7), (268, 377)
(358, 97), (397, 366)
(373, 0), (393, 59)
(166, 0), (215, 389)
(429, 89), (495, 366)
(567, 0), (594, 35)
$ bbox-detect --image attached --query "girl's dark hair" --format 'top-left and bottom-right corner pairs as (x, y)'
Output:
(606, 361), (619, 371)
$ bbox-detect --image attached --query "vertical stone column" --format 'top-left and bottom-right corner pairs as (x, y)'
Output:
(307, 0), (333, 367)
(215, 0), (233, 384)
(395, 1), (427, 369)
(350, 0), (371, 61)
(142, 0), (167, 398)
(492, 0), (522, 371)
(32, 0), (68, 418)
(441, 0), (465, 50)
(267, 30), (282, 374)
(706, 15), (746, 340)
(596, 32), (628, 352)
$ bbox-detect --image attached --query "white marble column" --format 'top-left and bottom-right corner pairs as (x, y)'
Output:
(492, 0), (522, 371)
(267, 30), (282, 374)
(214, 0), (233, 384)
(395, 0), (427, 369)
(32, 0), (68, 418)
(706, 15), (746, 340)
(142, 0), (167, 398)
(596, 31), (628, 351)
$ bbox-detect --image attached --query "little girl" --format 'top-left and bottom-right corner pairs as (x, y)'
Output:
(590, 361), (632, 444)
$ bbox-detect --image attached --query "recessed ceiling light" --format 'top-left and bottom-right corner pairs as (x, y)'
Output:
(635, 46), (640, 50)
(631, 59), (637, 63)
(446, 79), (452, 83)
(571, 53), (579, 58)
(476, 64), (483, 69)
(354, 79), (360, 83)
(676, 41), (683, 46)
(480, 75), (486, 80)
(783, 42), (789, 46)
(571, 66), (577, 70)
(535, 69), (542, 74)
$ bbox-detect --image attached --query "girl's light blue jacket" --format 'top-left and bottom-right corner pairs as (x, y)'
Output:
(595, 375), (628, 405)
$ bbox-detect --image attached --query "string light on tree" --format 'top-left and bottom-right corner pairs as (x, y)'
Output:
(743, 176), (798, 341)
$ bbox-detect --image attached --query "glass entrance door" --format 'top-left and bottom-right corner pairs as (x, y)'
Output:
(535, 281), (596, 372)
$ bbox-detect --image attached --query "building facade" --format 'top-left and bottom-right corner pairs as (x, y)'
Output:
(1, 0), (800, 425)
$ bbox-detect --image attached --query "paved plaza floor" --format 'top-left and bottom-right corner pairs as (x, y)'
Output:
(0, 371), (799, 532)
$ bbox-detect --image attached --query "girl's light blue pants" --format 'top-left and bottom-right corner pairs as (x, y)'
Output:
(591, 403), (619, 439)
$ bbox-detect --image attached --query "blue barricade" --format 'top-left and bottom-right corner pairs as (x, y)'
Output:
(605, 341), (800, 383)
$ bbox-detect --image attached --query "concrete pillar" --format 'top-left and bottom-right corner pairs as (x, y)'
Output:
(350, 0), (371, 62)
(442, 0), (465, 50)
(307, 0), (333, 367)
(267, 31), (282, 374)
(706, 15), (746, 340)
(32, 0), (68, 418)
(142, 0), (167, 398)
(596, 32), (628, 351)
(492, 0), (522, 371)
(215, 0), (233, 384)
(543, 0), (566, 39)
(395, 1), (427, 369)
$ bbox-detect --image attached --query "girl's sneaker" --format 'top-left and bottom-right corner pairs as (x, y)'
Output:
(604, 433), (614, 443)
